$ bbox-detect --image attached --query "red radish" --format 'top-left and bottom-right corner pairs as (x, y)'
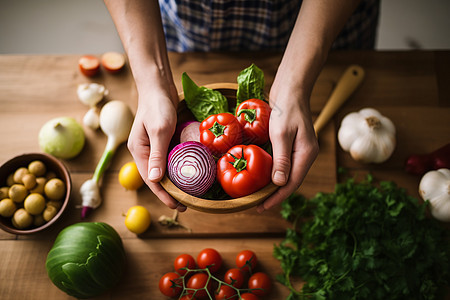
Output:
(101, 52), (126, 73)
(180, 121), (200, 143)
(78, 55), (100, 77)
(405, 143), (450, 175)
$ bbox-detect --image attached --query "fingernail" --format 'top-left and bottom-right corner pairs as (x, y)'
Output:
(273, 171), (286, 184)
(148, 168), (161, 180)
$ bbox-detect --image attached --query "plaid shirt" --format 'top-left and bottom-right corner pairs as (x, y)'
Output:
(159, 0), (380, 52)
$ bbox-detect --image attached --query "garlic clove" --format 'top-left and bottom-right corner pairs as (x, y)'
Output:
(77, 83), (108, 107)
(83, 107), (100, 130)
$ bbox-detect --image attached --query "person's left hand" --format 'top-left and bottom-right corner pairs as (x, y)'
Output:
(256, 85), (319, 213)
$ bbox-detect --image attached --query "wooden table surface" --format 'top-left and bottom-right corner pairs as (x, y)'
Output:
(0, 50), (449, 299)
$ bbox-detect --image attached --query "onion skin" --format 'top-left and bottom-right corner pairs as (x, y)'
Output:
(180, 121), (200, 143)
(167, 141), (216, 197)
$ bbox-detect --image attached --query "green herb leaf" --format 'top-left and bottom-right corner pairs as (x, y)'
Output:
(236, 64), (265, 106)
(182, 72), (228, 122)
(274, 177), (450, 300)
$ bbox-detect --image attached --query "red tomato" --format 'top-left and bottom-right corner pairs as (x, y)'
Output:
(215, 285), (238, 300)
(186, 272), (212, 299)
(197, 248), (222, 273)
(180, 295), (193, 300)
(224, 268), (244, 288)
(78, 55), (100, 77)
(248, 272), (272, 297)
(235, 99), (271, 145)
(217, 145), (272, 198)
(240, 293), (260, 300)
(159, 272), (183, 297)
(236, 250), (258, 273)
(174, 253), (196, 275)
(101, 51), (126, 73)
(200, 113), (242, 157)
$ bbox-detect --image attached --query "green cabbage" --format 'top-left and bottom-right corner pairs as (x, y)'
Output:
(46, 222), (126, 299)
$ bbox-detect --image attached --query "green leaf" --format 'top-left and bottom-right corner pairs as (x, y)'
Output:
(236, 64), (265, 106)
(182, 72), (228, 122)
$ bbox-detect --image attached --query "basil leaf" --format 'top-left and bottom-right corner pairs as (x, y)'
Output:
(236, 64), (265, 106)
(182, 72), (228, 122)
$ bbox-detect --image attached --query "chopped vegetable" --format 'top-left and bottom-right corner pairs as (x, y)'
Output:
(199, 113), (243, 157)
(167, 141), (216, 197)
(274, 176), (450, 299)
(46, 222), (126, 299)
(236, 64), (265, 106)
(78, 55), (100, 77)
(80, 100), (134, 218)
(101, 52), (126, 73)
(182, 72), (228, 122)
(217, 145), (272, 198)
(419, 168), (450, 222)
(405, 143), (450, 175)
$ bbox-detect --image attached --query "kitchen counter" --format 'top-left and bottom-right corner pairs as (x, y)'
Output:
(0, 51), (449, 299)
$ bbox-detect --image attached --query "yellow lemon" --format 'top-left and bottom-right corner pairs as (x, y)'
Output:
(124, 205), (151, 234)
(118, 162), (144, 190)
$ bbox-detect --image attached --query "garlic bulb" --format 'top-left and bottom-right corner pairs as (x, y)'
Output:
(419, 168), (450, 222)
(338, 108), (396, 163)
(77, 83), (108, 107)
(83, 107), (100, 130)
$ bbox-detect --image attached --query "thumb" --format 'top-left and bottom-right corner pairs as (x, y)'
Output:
(270, 132), (294, 186)
(148, 133), (172, 182)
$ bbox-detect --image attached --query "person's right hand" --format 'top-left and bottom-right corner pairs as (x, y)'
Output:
(127, 84), (187, 212)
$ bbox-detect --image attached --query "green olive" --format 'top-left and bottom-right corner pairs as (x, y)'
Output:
(33, 214), (46, 227)
(22, 173), (37, 190)
(0, 186), (9, 200)
(43, 205), (58, 222)
(30, 177), (46, 194)
(13, 167), (29, 184)
(24, 193), (46, 215)
(0, 198), (17, 217)
(28, 160), (47, 177)
(6, 174), (15, 186)
(12, 208), (33, 229)
(47, 201), (62, 210)
(44, 178), (66, 201)
(8, 184), (28, 203)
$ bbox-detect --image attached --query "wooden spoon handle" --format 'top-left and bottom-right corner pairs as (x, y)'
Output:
(313, 65), (365, 136)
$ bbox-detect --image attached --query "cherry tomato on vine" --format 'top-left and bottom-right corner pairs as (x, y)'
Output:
(186, 272), (212, 299)
(248, 272), (272, 297)
(235, 99), (271, 145)
(236, 250), (258, 273)
(224, 268), (244, 288)
(217, 145), (272, 198)
(240, 293), (260, 300)
(215, 284), (238, 300)
(174, 253), (196, 275)
(197, 248), (222, 273)
(159, 272), (183, 297)
(199, 113), (242, 157)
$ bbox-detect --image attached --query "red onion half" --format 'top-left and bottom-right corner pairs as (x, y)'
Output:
(167, 141), (216, 197)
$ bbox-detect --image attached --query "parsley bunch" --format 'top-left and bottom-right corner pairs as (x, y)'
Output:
(274, 176), (450, 300)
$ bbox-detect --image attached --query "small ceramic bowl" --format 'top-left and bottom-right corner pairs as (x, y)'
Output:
(160, 83), (278, 214)
(0, 153), (71, 234)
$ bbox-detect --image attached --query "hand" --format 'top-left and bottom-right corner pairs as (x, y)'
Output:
(128, 85), (187, 212)
(256, 87), (319, 213)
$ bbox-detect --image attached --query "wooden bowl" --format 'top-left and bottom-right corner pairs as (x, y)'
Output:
(0, 153), (71, 234)
(160, 83), (278, 214)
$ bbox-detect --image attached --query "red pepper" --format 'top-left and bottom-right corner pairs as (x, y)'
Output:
(217, 145), (272, 198)
(405, 143), (450, 175)
(199, 113), (242, 157)
(235, 99), (271, 145)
